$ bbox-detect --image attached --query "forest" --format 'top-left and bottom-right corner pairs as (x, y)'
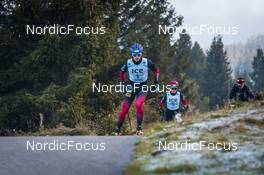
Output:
(0, 0), (263, 135)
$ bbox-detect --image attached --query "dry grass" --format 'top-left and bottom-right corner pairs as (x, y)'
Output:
(153, 163), (199, 174)
(244, 118), (264, 128)
(31, 124), (94, 136)
(234, 121), (251, 133)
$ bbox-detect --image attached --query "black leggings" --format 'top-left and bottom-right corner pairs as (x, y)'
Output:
(164, 109), (179, 121)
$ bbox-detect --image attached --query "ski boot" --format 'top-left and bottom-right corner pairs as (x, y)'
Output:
(112, 128), (121, 136)
(136, 126), (143, 136)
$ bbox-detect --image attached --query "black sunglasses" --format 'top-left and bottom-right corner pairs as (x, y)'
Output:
(132, 53), (141, 57)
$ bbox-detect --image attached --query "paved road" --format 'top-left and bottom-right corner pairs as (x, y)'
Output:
(0, 136), (139, 175)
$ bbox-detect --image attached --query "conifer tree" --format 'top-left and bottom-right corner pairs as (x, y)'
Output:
(169, 30), (198, 102)
(251, 48), (264, 92)
(187, 42), (207, 110)
(203, 36), (232, 108)
(187, 42), (206, 85)
(119, 0), (183, 82)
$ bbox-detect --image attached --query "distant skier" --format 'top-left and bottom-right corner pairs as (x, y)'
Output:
(229, 77), (254, 101)
(115, 43), (160, 135)
(159, 80), (189, 122)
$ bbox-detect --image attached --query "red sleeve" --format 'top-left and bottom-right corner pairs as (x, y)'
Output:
(119, 71), (126, 82)
(159, 93), (166, 108)
(159, 99), (164, 108)
(119, 62), (127, 82)
(148, 59), (159, 84)
(181, 98), (189, 108)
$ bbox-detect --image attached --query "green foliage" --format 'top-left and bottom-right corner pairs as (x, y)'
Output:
(154, 164), (198, 174)
(0, 0), (121, 134)
(119, 1), (198, 106)
(199, 96), (210, 112)
(169, 30), (198, 103)
(187, 42), (206, 81)
(186, 42), (208, 110)
(251, 48), (264, 92)
(170, 29), (192, 73)
(119, 0), (183, 82)
(0, 0), (237, 135)
(202, 36), (232, 108)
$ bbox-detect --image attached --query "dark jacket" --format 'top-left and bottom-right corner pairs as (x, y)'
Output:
(229, 84), (254, 101)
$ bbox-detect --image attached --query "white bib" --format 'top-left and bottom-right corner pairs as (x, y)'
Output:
(166, 91), (181, 110)
(127, 58), (148, 83)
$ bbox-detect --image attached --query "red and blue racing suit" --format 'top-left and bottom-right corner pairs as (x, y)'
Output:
(117, 57), (159, 131)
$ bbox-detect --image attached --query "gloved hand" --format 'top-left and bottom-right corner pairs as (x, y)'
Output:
(159, 107), (164, 114)
(182, 105), (188, 112)
(181, 98), (189, 111)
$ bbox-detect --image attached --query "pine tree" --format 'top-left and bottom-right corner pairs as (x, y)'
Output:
(118, 1), (199, 102)
(251, 48), (264, 92)
(169, 30), (198, 102)
(0, 0), (122, 133)
(119, 0), (183, 82)
(187, 41), (206, 84)
(187, 42), (207, 110)
(203, 36), (232, 108)
(170, 29), (192, 74)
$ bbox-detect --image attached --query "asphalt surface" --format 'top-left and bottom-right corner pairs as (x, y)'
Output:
(0, 136), (139, 175)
